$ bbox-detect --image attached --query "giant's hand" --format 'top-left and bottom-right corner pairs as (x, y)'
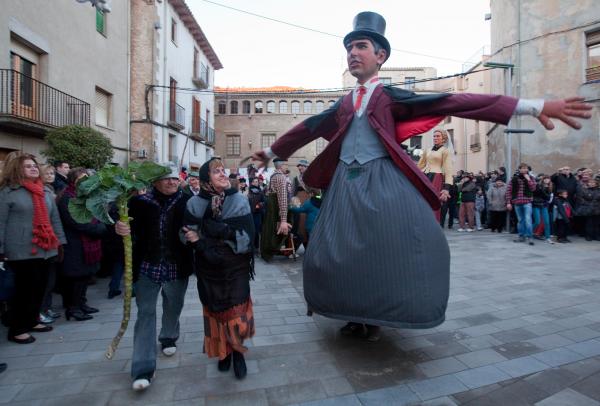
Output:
(538, 97), (592, 130)
(251, 149), (271, 169)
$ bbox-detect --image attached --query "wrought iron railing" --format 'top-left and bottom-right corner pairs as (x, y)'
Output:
(169, 101), (185, 129)
(0, 69), (90, 128)
(207, 127), (215, 145)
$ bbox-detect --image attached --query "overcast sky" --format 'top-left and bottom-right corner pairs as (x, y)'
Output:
(188, 0), (492, 89)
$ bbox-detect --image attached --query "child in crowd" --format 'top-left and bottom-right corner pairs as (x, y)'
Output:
(553, 189), (573, 243)
(289, 188), (322, 246)
(474, 187), (485, 231)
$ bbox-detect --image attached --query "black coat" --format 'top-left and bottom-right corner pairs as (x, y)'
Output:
(129, 189), (194, 282)
(57, 194), (107, 277)
(551, 173), (577, 203)
(532, 184), (552, 207)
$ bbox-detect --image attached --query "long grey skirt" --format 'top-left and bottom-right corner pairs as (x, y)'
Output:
(303, 158), (450, 329)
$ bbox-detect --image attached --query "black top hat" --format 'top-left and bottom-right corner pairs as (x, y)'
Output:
(343, 12), (391, 62)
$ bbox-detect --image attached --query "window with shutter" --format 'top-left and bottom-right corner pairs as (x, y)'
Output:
(95, 88), (111, 127)
(586, 30), (600, 82)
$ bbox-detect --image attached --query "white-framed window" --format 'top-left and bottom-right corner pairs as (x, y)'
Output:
(218, 101), (226, 114)
(95, 87), (111, 127)
(303, 101), (312, 114)
(226, 135), (241, 156)
(242, 100), (251, 114)
(291, 101), (300, 114)
(261, 133), (276, 149)
(404, 76), (416, 90)
(279, 100), (288, 113)
(230, 101), (238, 114)
(254, 101), (263, 113)
(266, 100), (275, 113)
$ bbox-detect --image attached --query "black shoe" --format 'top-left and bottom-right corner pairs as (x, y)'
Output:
(31, 325), (53, 333)
(218, 354), (232, 372)
(108, 289), (122, 299)
(80, 304), (99, 314)
(340, 322), (365, 337)
(8, 334), (35, 344)
(0, 363), (6, 374)
(233, 351), (247, 380)
(65, 309), (93, 321)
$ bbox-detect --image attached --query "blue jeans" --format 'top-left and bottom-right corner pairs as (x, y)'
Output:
(514, 203), (533, 238)
(131, 274), (189, 378)
(532, 206), (550, 239)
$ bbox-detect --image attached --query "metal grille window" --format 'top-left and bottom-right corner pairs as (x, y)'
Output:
(266, 101), (275, 113)
(218, 101), (226, 114)
(95, 87), (111, 127)
(291, 101), (300, 114)
(96, 9), (106, 35)
(242, 101), (251, 114)
(261, 133), (276, 149)
(226, 135), (241, 156)
(230, 101), (238, 114)
(279, 101), (288, 113)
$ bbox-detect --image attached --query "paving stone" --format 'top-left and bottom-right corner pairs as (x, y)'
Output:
(419, 396), (459, 405)
(356, 384), (420, 405)
(492, 341), (544, 359)
(568, 339), (600, 358)
(295, 394), (363, 405)
(563, 358), (600, 379)
(408, 374), (468, 401)
(14, 378), (89, 402)
(458, 335), (504, 351)
(571, 371), (600, 401)
(491, 328), (539, 343)
(0, 384), (24, 404)
(533, 348), (587, 367)
(320, 377), (354, 397)
(423, 342), (471, 360)
(417, 357), (468, 378)
(205, 389), (269, 406)
(526, 333), (576, 350)
(494, 355), (549, 378)
(453, 365), (512, 389)
(41, 392), (113, 406)
(265, 380), (328, 406)
(455, 349), (508, 368)
(534, 388), (600, 406)
(450, 383), (502, 404)
(525, 367), (581, 394)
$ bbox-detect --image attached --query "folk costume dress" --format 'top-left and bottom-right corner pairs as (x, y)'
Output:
(268, 77), (518, 329)
(417, 144), (454, 221)
(184, 187), (255, 359)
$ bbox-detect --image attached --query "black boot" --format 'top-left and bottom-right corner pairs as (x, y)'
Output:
(218, 354), (232, 372)
(233, 351), (247, 380)
(65, 308), (93, 321)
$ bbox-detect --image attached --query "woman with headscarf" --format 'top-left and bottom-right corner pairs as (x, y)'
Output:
(182, 158), (255, 380)
(0, 154), (66, 344)
(417, 129), (454, 222)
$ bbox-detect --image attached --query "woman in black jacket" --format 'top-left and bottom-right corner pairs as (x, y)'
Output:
(532, 176), (554, 243)
(57, 168), (106, 321)
(182, 158), (255, 380)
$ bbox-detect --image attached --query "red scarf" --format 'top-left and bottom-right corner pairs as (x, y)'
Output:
(20, 179), (60, 254)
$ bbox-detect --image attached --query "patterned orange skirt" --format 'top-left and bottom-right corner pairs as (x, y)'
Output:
(203, 299), (255, 359)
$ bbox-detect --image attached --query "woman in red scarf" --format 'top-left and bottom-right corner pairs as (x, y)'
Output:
(0, 154), (66, 344)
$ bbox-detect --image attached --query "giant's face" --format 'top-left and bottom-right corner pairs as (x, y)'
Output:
(346, 39), (386, 82)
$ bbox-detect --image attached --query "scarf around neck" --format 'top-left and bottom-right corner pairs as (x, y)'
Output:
(200, 181), (228, 218)
(20, 179), (60, 254)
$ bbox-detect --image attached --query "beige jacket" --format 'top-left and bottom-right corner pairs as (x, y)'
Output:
(417, 146), (454, 185)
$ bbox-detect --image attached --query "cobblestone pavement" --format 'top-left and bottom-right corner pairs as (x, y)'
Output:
(1, 230), (600, 405)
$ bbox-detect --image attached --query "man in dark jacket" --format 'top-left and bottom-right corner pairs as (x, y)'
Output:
(115, 164), (193, 391)
(551, 166), (578, 206)
(52, 161), (70, 193)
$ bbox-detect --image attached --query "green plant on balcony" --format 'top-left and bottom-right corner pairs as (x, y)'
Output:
(42, 125), (113, 169)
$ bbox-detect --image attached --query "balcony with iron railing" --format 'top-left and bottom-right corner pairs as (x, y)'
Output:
(0, 69), (90, 135)
(192, 63), (210, 89)
(168, 101), (185, 130)
(191, 117), (215, 146)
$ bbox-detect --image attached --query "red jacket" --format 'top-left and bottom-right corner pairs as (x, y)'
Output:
(270, 85), (518, 210)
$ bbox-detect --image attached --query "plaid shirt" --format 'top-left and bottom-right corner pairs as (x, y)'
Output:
(269, 171), (291, 223)
(506, 177), (536, 205)
(139, 190), (181, 283)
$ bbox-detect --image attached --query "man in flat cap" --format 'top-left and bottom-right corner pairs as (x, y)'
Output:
(260, 158), (292, 260)
(252, 11), (591, 341)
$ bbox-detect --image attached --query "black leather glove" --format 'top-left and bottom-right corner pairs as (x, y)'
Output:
(202, 219), (236, 240)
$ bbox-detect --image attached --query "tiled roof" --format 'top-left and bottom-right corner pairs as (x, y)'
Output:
(215, 86), (305, 93)
(169, 0), (223, 70)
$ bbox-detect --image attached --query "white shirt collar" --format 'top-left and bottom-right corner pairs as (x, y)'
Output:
(352, 76), (381, 116)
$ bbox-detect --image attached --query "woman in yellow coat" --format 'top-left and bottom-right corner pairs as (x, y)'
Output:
(418, 129), (454, 221)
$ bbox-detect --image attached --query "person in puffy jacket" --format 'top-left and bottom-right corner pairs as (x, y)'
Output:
(486, 178), (507, 233)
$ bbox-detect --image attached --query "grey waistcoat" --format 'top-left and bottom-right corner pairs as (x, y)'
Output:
(339, 112), (389, 165)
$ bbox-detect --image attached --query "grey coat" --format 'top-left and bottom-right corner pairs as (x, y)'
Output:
(0, 185), (66, 261)
(486, 183), (507, 211)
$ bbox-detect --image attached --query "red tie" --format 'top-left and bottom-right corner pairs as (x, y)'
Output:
(354, 86), (367, 112)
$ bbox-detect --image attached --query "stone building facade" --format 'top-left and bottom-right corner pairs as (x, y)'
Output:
(487, 0), (600, 174)
(0, 0), (130, 164)
(214, 87), (345, 177)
